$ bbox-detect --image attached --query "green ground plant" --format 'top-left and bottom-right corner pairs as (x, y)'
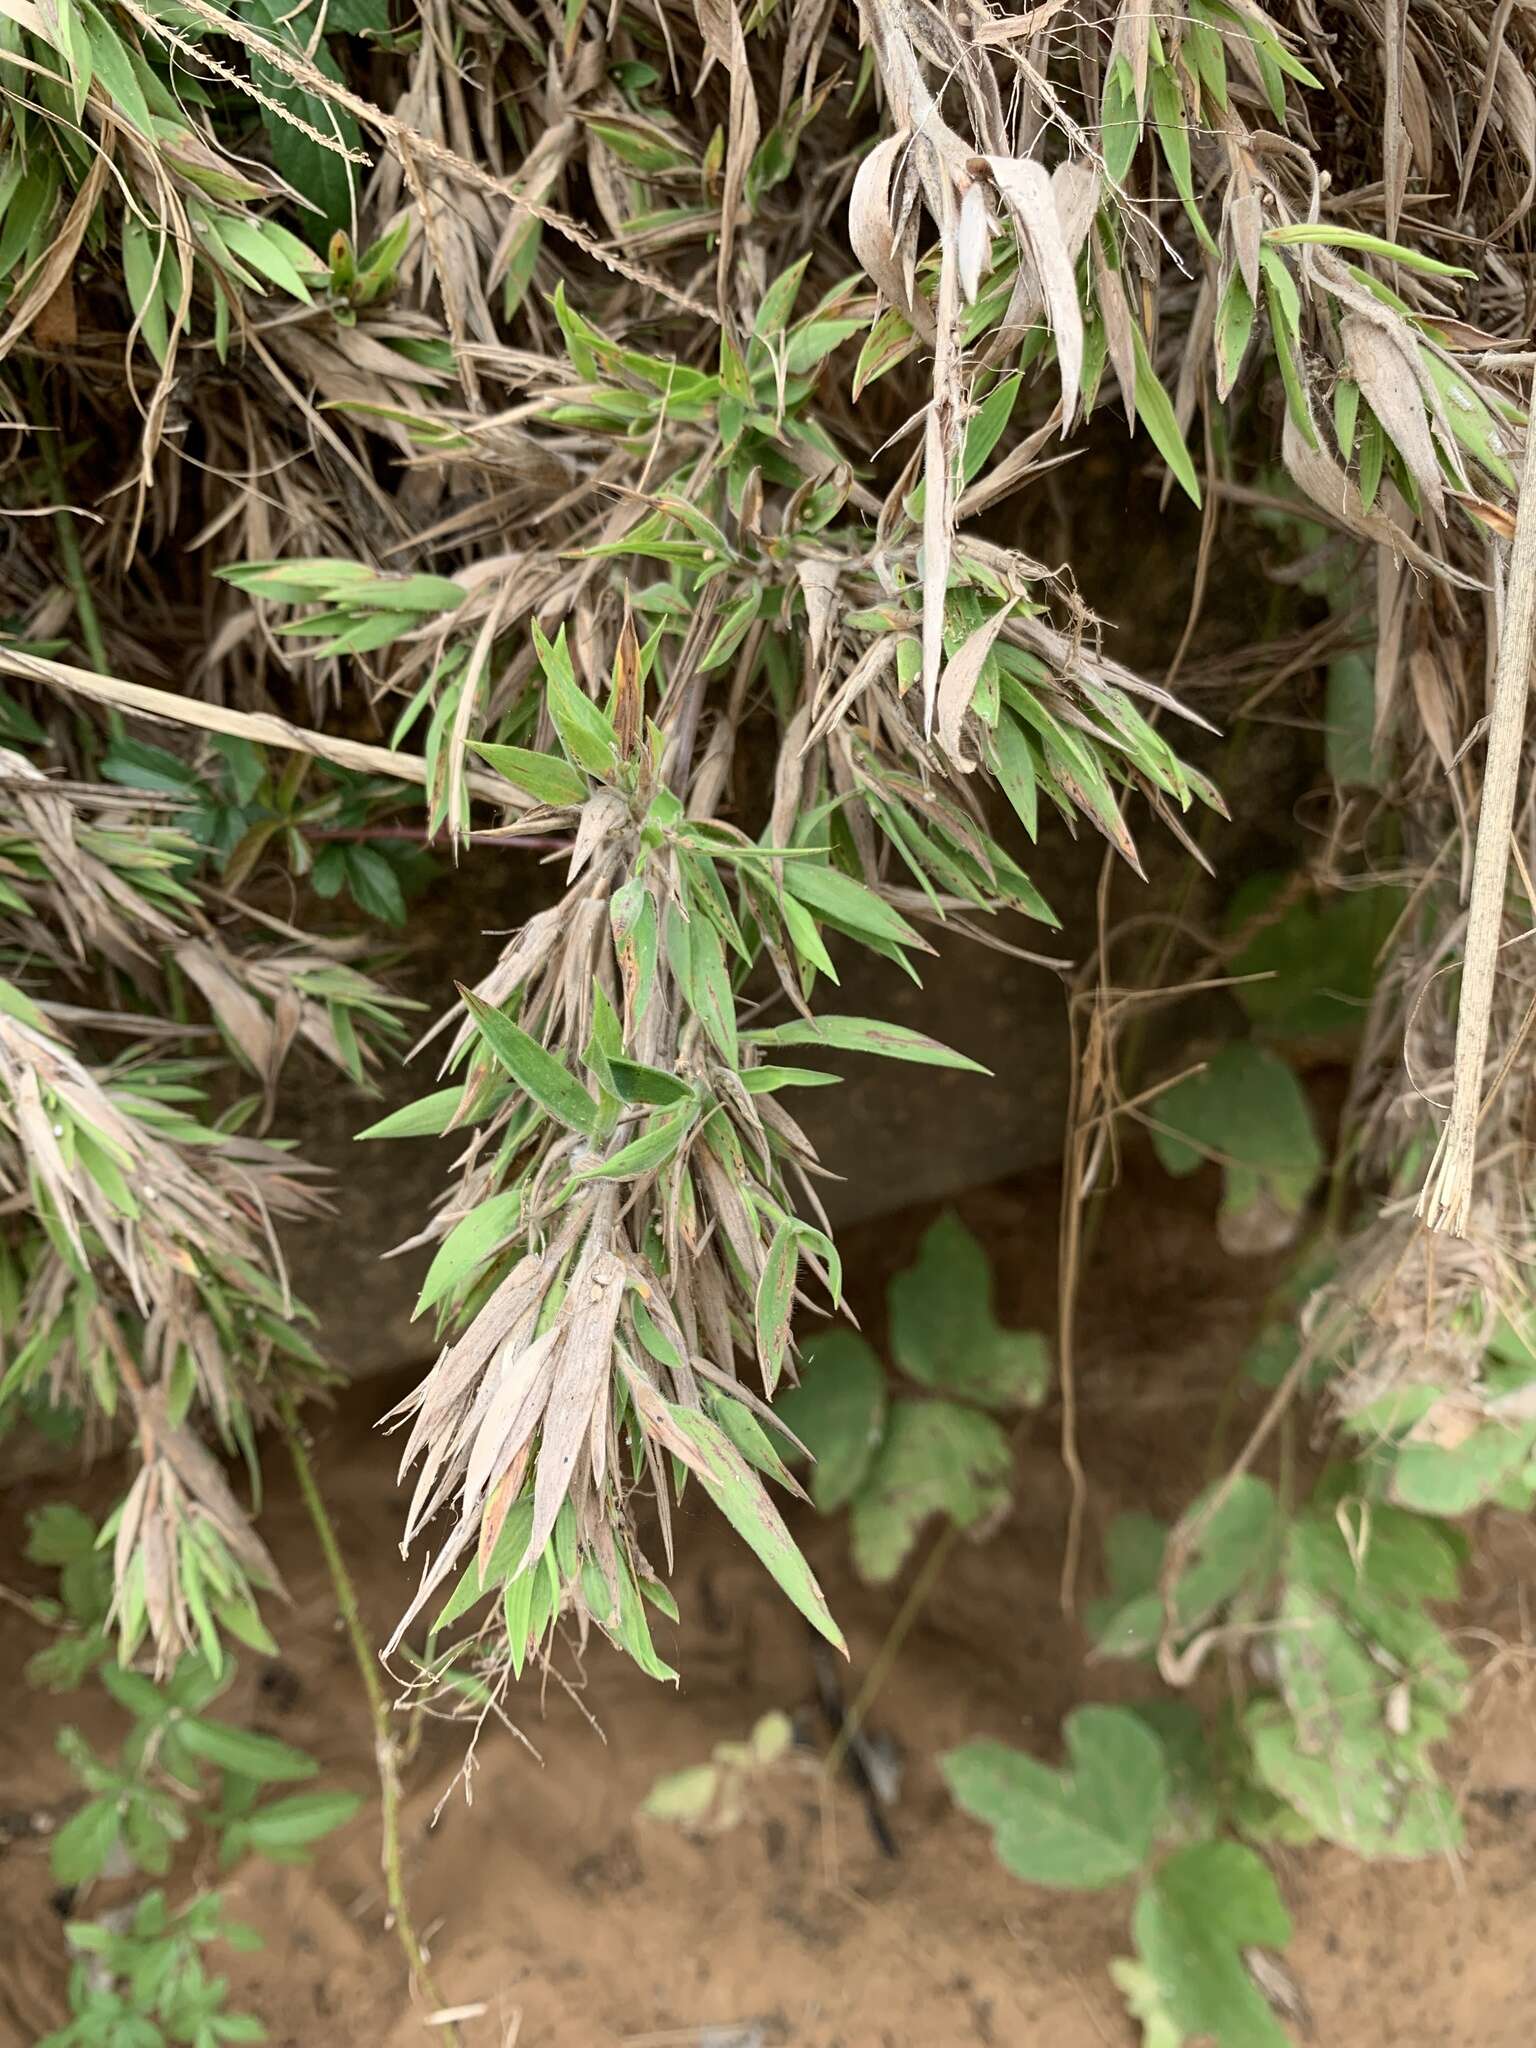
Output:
(23, 1504), (358, 2047)
(2, 0), (1534, 2035)
(735, 1194), (1481, 2032)
(778, 1213), (1050, 1580)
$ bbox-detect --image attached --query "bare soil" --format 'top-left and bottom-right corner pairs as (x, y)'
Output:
(4, 1161), (1535, 2048)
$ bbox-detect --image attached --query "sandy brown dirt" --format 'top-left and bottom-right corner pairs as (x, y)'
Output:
(3, 1163), (1535, 2048)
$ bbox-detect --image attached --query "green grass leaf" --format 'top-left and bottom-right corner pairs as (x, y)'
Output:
(432, 1506), (537, 1636)
(1324, 650), (1382, 788)
(214, 215), (317, 303)
(1261, 248), (1317, 446)
(737, 1063), (841, 1093)
(853, 306), (917, 397)
(1130, 325), (1202, 506)
(782, 861), (921, 950)
(573, 1107), (691, 1180)
(754, 1220), (798, 1396)
(178, 1720), (319, 1784)
(1357, 407), (1386, 509)
(1151, 65), (1216, 253)
(354, 1087), (469, 1140)
(1102, 57), (1142, 186)
(606, 1057), (695, 1107)
(581, 1552), (679, 1683)
(80, 0), (153, 134)
(415, 1189), (521, 1316)
(459, 987), (599, 1136)
(667, 903), (738, 1065)
(667, 1407), (844, 1650)
(469, 743), (587, 807)
(707, 1390), (800, 1492)
(988, 712), (1040, 840)
(121, 218), (173, 365)
(783, 317), (868, 376)
(754, 253), (812, 337)
(1263, 222), (1474, 279)
(1418, 349), (1519, 492)
(1215, 268), (1255, 397)
(961, 371), (1022, 484)
(744, 1015), (987, 1072)
(535, 622), (617, 778)
(352, 575), (466, 613)
(231, 1788), (362, 1858)
(1334, 375), (1361, 462)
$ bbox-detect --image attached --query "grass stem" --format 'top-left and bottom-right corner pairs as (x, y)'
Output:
(276, 1392), (461, 2047)
(25, 366), (109, 676)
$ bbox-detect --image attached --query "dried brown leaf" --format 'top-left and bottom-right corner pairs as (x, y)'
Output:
(977, 156), (1085, 428)
(936, 600), (1016, 770)
(1341, 314), (1445, 526)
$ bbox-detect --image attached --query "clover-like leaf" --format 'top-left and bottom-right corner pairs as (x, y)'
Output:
(1227, 876), (1403, 1038)
(848, 1399), (1012, 1582)
(942, 1706), (1169, 1889)
(1387, 1420), (1536, 1516)
(1240, 1502), (1469, 1858)
(1151, 1044), (1323, 1225)
(51, 1795), (123, 1885)
(1286, 1504), (1466, 1717)
(773, 1328), (887, 1512)
(24, 1502), (98, 1567)
(1131, 1842), (1293, 2048)
(642, 1763), (719, 1825)
(1087, 1477), (1279, 1659)
(1110, 1957), (1183, 2048)
(1244, 1699), (1460, 1860)
(887, 1212), (1050, 1409)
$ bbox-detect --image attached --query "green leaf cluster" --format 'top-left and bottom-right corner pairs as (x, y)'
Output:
(1087, 1470), (1469, 1863)
(944, 1705), (1295, 2047)
(776, 1213), (1049, 1581)
(41, 1889), (268, 2048)
(27, 1506), (358, 1908)
(640, 1709), (795, 1835)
